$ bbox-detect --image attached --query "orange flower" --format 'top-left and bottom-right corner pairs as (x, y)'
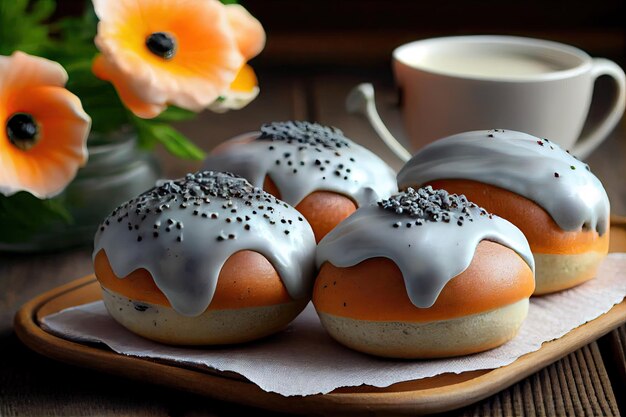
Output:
(208, 64), (260, 113)
(92, 0), (265, 119)
(0, 52), (90, 199)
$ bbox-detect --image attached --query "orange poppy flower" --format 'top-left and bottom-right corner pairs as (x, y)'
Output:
(208, 64), (260, 113)
(92, 0), (266, 119)
(0, 52), (91, 199)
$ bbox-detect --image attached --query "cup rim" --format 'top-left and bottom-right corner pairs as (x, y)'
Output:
(392, 35), (592, 82)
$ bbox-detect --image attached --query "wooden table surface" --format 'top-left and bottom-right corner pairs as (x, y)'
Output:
(1, 67), (625, 416)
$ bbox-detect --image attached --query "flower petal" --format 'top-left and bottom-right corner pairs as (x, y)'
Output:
(208, 65), (259, 113)
(208, 87), (259, 114)
(225, 4), (266, 60)
(230, 64), (258, 93)
(92, 0), (138, 22)
(0, 52), (67, 99)
(93, 0), (246, 117)
(93, 55), (166, 119)
(1, 85), (90, 198)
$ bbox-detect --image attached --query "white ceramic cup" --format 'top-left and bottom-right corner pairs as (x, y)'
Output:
(392, 35), (626, 158)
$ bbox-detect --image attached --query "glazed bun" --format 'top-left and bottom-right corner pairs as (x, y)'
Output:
(397, 129), (610, 295)
(203, 121), (397, 241)
(314, 187), (535, 358)
(93, 171), (316, 345)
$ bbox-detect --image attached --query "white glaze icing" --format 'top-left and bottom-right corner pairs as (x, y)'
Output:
(93, 171), (317, 317)
(316, 187), (535, 308)
(202, 121), (398, 206)
(397, 129), (610, 235)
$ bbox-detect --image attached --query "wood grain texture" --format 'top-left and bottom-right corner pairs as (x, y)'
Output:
(53, 1), (625, 67)
(0, 247), (92, 335)
(451, 343), (619, 416)
(599, 207), (626, 417)
(243, 0), (625, 67)
(600, 323), (626, 414)
(2, 68), (626, 415)
(258, 30), (626, 68)
(13, 272), (626, 415)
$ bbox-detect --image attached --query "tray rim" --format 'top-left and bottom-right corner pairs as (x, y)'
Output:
(14, 272), (626, 416)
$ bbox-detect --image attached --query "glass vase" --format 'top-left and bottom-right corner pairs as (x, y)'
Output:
(0, 130), (160, 252)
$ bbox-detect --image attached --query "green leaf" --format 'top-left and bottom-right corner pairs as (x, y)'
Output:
(29, 0), (56, 21)
(155, 127), (206, 160)
(0, 192), (72, 243)
(132, 116), (206, 160)
(45, 3), (98, 62)
(0, 0), (55, 55)
(153, 106), (198, 122)
(132, 117), (159, 150)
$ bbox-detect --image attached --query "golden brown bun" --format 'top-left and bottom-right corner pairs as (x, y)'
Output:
(313, 240), (534, 322)
(95, 249), (293, 310)
(417, 179), (609, 294)
(316, 300), (528, 359)
(423, 179), (609, 255)
(313, 241), (533, 358)
(263, 176), (356, 242)
(211, 136), (357, 242)
(95, 250), (308, 345)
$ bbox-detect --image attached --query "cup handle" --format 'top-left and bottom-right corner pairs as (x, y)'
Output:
(572, 58), (626, 159)
(346, 83), (413, 162)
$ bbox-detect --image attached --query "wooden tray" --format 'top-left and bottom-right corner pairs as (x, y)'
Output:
(14, 217), (626, 416)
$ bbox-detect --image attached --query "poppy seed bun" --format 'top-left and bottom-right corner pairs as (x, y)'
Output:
(203, 121), (397, 241)
(425, 180), (609, 294)
(93, 171), (316, 345)
(263, 176), (357, 242)
(95, 250), (307, 345)
(397, 130), (610, 295)
(314, 187), (534, 358)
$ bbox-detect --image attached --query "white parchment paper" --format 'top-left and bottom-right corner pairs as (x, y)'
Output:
(42, 253), (626, 396)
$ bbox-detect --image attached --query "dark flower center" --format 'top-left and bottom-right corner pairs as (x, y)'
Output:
(6, 113), (40, 151)
(145, 32), (176, 59)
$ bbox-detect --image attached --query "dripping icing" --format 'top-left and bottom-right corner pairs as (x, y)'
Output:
(397, 129), (610, 235)
(316, 187), (535, 308)
(202, 121), (398, 206)
(93, 171), (317, 317)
